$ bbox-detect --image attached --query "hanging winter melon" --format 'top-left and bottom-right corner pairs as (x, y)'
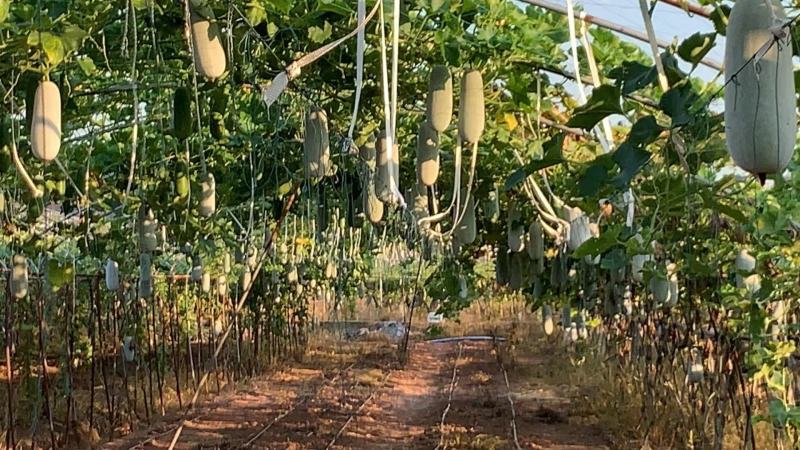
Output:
(10, 255), (28, 299)
(542, 305), (554, 336)
(567, 207), (591, 251)
(304, 109), (331, 180)
(364, 183), (384, 224)
(416, 122), (440, 186)
(458, 69), (485, 144)
(630, 234), (653, 283)
(724, 0), (796, 180)
(139, 208), (159, 252)
(507, 203), (524, 253)
(527, 221), (545, 274)
(375, 133), (400, 204)
(139, 253), (153, 299)
(190, 10), (227, 80)
(201, 272), (211, 293)
(735, 249), (760, 293)
(455, 192), (476, 245)
(426, 65), (453, 132)
(105, 259), (120, 291)
(173, 87), (193, 141)
(241, 269), (252, 291)
(508, 253), (523, 291)
(495, 249), (510, 286)
(217, 275), (227, 296)
(199, 173), (216, 217)
(30, 81), (61, 161)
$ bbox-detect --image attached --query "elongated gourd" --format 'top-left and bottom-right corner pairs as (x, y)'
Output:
(724, 0), (796, 179)
(509, 253), (523, 291)
(10, 255), (28, 299)
(217, 275), (227, 296)
(542, 305), (554, 336)
(427, 65), (453, 132)
(201, 272), (211, 293)
(190, 11), (226, 80)
(455, 192), (476, 245)
(375, 133), (400, 204)
(30, 81), (61, 161)
(567, 207), (591, 251)
(199, 173), (216, 217)
(507, 203), (524, 253)
(527, 221), (545, 274)
(241, 269), (252, 291)
(630, 234), (653, 282)
(416, 122), (440, 186)
(304, 109), (331, 180)
(496, 250), (510, 286)
(458, 69), (485, 144)
(173, 87), (193, 141)
(139, 253), (153, 299)
(105, 259), (120, 291)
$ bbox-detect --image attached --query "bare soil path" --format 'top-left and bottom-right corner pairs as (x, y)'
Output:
(101, 340), (613, 450)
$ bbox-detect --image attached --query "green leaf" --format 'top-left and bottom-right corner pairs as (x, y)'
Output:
(627, 115), (664, 147)
(612, 143), (651, 188)
(431, 0), (446, 13)
(700, 191), (746, 223)
(317, 0), (351, 16)
(659, 84), (694, 127)
(600, 247), (627, 271)
(61, 25), (87, 54)
(677, 32), (716, 66)
(578, 163), (608, 197)
(76, 55), (96, 75)
(566, 85), (623, 130)
(504, 134), (565, 191)
(267, 0), (291, 14)
(246, 0), (267, 26)
(608, 60), (657, 95)
(308, 21), (333, 44)
(574, 225), (621, 258)
(30, 32), (65, 66)
(0, 0), (9, 23)
(710, 5), (731, 36)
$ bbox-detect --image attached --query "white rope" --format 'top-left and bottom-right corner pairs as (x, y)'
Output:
(261, 0), (381, 107)
(345, 0), (367, 149)
(378, 0), (405, 207)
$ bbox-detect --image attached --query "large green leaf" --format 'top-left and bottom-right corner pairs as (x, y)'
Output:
(608, 60), (656, 95)
(677, 32), (716, 66)
(612, 143), (651, 188)
(566, 85), (623, 130)
(627, 115), (664, 147)
(504, 134), (565, 191)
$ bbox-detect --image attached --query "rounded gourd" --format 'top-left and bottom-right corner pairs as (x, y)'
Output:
(190, 11), (226, 80)
(173, 87), (193, 141)
(458, 69), (485, 144)
(454, 193), (476, 245)
(507, 204), (524, 253)
(139, 208), (159, 253)
(199, 173), (216, 217)
(105, 259), (120, 291)
(304, 109), (331, 180)
(724, 0), (796, 179)
(30, 81), (61, 161)
(416, 122), (440, 186)
(201, 272), (211, 293)
(426, 65), (453, 132)
(364, 185), (384, 224)
(10, 255), (28, 299)
(735, 249), (761, 293)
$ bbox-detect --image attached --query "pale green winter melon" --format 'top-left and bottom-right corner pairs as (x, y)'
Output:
(426, 65), (453, 132)
(527, 221), (545, 274)
(455, 192), (476, 245)
(140, 208), (158, 252)
(735, 249), (761, 293)
(10, 255), (28, 299)
(105, 259), (119, 291)
(416, 122), (440, 186)
(375, 133), (400, 203)
(139, 253), (153, 299)
(190, 11), (227, 80)
(507, 203), (524, 253)
(304, 109), (331, 180)
(458, 69), (485, 144)
(724, 0), (796, 178)
(509, 253), (523, 291)
(199, 173), (216, 217)
(30, 81), (61, 161)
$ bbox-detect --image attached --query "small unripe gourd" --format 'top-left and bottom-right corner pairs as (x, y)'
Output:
(304, 109), (331, 180)
(190, 11), (226, 80)
(10, 255), (28, 299)
(105, 259), (120, 291)
(416, 122), (440, 186)
(507, 203), (525, 253)
(458, 69), (485, 144)
(30, 81), (61, 161)
(724, 0), (796, 179)
(199, 173), (216, 217)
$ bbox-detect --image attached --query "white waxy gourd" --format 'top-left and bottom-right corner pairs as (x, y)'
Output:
(241, 269), (252, 291)
(630, 234), (653, 282)
(416, 122), (440, 186)
(458, 69), (485, 144)
(375, 133), (400, 204)
(10, 255), (28, 299)
(507, 203), (525, 253)
(190, 11), (227, 80)
(201, 272), (211, 293)
(364, 182), (384, 224)
(735, 248), (760, 293)
(724, 0), (796, 179)
(223, 252), (231, 274)
(30, 81), (61, 161)
(105, 259), (120, 291)
(567, 208), (591, 252)
(199, 173), (216, 217)
(217, 275), (227, 296)
(542, 305), (554, 336)
(140, 208), (158, 252)
(304, 109), (331, 180)
(191, 264), (203, 282)
(139, 253), (153, 299)
(427, 65), (453, 132)
(122, 336), (135, 363)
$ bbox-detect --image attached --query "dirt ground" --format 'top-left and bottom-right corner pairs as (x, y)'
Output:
(100, 333), (612, 450)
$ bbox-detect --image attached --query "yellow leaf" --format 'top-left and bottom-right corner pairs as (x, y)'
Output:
(504, 113), (518, 132)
